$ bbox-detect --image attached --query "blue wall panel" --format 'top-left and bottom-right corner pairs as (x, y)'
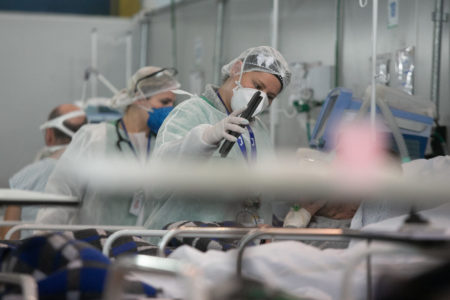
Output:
(0, 0), (110, 15)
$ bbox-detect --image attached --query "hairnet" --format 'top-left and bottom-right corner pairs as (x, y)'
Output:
(221, 46), (291, 91)
(110, 66), (180, 109)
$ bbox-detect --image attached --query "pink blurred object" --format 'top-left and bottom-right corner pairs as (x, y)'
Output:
(332, 120), (388, 189)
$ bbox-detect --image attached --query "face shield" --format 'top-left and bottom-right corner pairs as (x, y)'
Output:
(134, 68), (181, 101)
(39, 110), (86, 137)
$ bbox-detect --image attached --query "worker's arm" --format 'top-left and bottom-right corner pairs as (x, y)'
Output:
(0, 205), (21, 239)
(154, 124), (219, 158)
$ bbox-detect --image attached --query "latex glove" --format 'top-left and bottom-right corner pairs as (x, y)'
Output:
(283, 207), (312, 228)
(202, 107), (249, 145)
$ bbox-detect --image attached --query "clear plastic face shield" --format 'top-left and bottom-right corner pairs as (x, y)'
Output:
(39, 110), (86, 137)
(134, 68), (181, 102)
(110, 67), (184, 112)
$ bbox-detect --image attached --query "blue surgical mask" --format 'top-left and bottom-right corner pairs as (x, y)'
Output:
(147, 106), (174, 134)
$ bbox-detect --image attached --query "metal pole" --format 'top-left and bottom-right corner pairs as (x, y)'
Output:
(366, 240), (373, 300)
(139, 22), (149, 68)
(269, 0), (280, 145)
(126, 31), (133, 82)
(0, 273), (37, 300)
(334, 0), (342, 87)
(431, 0), (446, 121)
(213, 0), (225, 85)
(370, 0), (378, 128)
(171, 0), (177, 69)
(97, 73), (120, 95)
(91, 28), (98, 97)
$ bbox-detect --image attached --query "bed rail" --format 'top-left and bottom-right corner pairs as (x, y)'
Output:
(5, 224), (145, 240)
(102, 254), (206, 300)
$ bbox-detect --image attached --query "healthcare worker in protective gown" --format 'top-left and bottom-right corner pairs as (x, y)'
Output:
(36, 66), (180, 226)
(145, 46), (291, 230)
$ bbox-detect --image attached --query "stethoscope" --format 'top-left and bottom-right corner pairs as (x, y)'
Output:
(115, 119), (151, 158)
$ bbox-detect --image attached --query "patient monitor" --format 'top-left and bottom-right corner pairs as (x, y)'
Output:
(310, 87), (434, 159)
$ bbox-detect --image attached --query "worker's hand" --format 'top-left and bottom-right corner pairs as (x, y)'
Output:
(202, 107), (248, 145)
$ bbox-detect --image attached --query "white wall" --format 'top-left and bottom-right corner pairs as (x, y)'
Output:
(341, 0), (450, 133)
(4, 0), (445, 188)
(146, 0), (336, 149)
(0, 13), (138, 187)
(145, 0), (450, 151)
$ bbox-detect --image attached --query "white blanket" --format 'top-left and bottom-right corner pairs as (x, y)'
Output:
(136, 203), (450, 299)
(351, 155), (450, 229)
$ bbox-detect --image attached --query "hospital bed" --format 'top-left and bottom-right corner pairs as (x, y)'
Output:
(0, 189), (152, 299)
(1, 156), (449, 299)
(4, 224), (145, 240)
(1, 205), (449, 299)
(97, 220), (450, 300)
(0, 188), (79, 207)
(102, 255), (206, 300)
(0, 189), (146, 240)
(0, 273), (38, 300)
(0, 188), (81, 239)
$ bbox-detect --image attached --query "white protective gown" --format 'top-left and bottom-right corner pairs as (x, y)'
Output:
(145, 84), (275, 230)
(9, 157), (57, 224)
(36, 122), (156, 226)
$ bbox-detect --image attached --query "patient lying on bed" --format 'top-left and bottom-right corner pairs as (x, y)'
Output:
(274, 198), (360, 249)
(138, 202), (450, 300)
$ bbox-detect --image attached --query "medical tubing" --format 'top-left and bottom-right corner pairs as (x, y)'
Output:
(356, 90), (410, 161)
(432, 132), (449, 155)
(376, 97), (410, 161)
(306, 120), (312, 142)
(279, 106), (297, 118)
(219, 91), (263, 157)
(355, 93), (371, 120)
